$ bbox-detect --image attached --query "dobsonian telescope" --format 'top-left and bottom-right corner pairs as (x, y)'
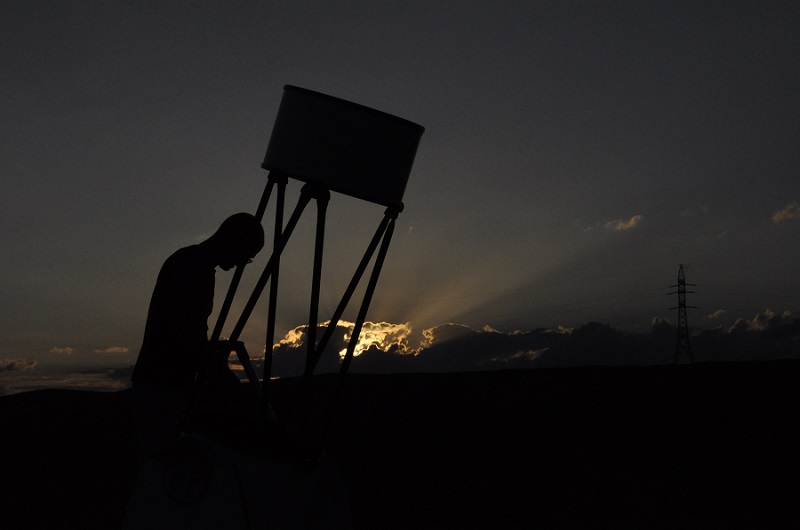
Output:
(124, 86), (424, 528)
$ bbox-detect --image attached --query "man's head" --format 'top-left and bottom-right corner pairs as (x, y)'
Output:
(210, 213), (265, 270)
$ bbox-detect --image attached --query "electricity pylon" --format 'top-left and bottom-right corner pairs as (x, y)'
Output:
(669, 264), (696, 363)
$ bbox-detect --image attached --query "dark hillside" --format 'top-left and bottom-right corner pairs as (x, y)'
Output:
(2, 360), (800, 528)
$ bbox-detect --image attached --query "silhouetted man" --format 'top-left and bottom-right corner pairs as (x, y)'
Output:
(130, 212), (264, 457)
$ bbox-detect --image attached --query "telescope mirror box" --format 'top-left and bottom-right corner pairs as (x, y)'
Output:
(262, 85), (425, 209)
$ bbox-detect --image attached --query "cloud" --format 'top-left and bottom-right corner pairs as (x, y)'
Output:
(270, 321), (571, 375)
(420, 322), (475, 348)
(0, 364), (133, 396)
(705, 309), (727, 320)
(49, 347), (74, 355)
(375, 323), (575, 372)
(342, 321), (412, 357)
(273, 320), (412, 356)
(22, 312), (783, 389)
(271, 320), (413, 376)
(266, 311), (800, 376)
(0, 359), (38, 372)
(276, 326), (306, 349)
(728, 309), (799, 336)
(410, 322), (689, 369)
(684, 309), (800, 362)
(772, 202), (800, 224)
(93, 346), (129, 354)
(263, 309), (786, 373)
(604, 214), (643, 231)
(77, 365), (134, 381)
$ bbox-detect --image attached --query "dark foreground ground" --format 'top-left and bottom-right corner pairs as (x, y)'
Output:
(2, 360), (800, 528)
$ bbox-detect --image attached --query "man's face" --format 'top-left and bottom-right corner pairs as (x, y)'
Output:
(219, 252), (253, 271)
(218, 241), (258, 271)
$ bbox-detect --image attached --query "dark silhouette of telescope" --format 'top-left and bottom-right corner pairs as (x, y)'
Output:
(125, 86), (423, 528)
(205, 85), (424, 439)
(263, 85), (423, 209)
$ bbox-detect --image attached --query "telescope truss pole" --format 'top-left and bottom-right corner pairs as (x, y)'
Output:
(338, 209), (397, 377)
(204, 173), (292, 403)
(203, 173), (404, 449)
(261, 173), (286, 415)
(297, 187), (330, 437)
(305, 210), (394, 373)
(226, 184), (323, 344)
(278, 205), (400, 440)
(304, 188), (330, 377)
(319, 206), (399, 442)
(191, 172), (284, 419)
(210, 174), (279, 344)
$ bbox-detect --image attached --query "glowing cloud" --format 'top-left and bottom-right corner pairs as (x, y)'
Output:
(727, 309), (798, 334)
(267, 315), (800, 375)
(420, 323), (475, 348)
(50, 347), (74, 355)
(273, 320), (412, 358)
(705, 309), (727, 320)
(94, 346), (129, 354)
(604, 214), (643, 231)
(340, 321), (412, 358)
(0, 359), (37, 372)
(772, 202), (800, 224)
(276, 326), (306, 349)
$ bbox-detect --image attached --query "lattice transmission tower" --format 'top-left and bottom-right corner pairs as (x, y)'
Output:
(669, 264), (696, 363)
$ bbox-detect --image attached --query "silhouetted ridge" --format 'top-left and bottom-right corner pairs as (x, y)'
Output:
(2, 361), (800, 528)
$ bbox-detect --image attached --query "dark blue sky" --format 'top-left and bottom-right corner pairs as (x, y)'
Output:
(2, 1), (799, 389)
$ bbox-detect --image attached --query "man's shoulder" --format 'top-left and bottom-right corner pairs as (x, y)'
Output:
(162, 245), (205, 269)
(160, 245), (215, 281)
(169, 244), (202, 260)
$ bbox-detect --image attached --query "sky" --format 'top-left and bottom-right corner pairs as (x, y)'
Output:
(2, 1), (799, 394)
